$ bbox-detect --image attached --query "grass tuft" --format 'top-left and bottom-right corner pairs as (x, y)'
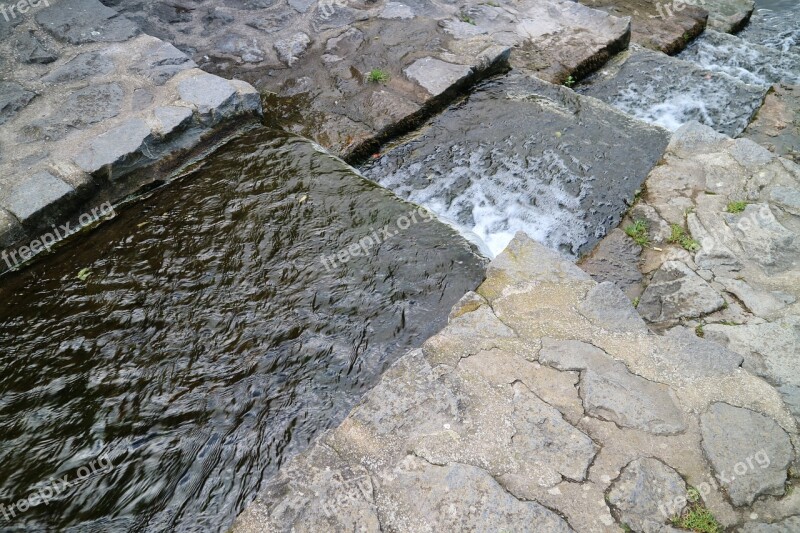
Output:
(563, 75), (576, 88)
(726, 201), (748, 213)
(366, 69), (390, 83)
(669, 224), (700, 252)
(624, 219), (650, 247)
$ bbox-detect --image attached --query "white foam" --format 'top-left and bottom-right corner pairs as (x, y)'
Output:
(375, 145), (594, 259)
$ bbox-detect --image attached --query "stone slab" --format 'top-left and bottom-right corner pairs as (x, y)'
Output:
(361, 72), (669, 258)
(741, 84), (800, 164)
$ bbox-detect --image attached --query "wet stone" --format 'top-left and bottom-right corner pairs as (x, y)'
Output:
(41, 52), (115, 83)
(362, 73), (669, 257)
(0, 82), (35, 125)
(700, 403), (792, 507)
(608, 458), (688, 532)
(3, 171), (74, 222)
(36, 0), (140, 44)
(0, 208), (23, 248)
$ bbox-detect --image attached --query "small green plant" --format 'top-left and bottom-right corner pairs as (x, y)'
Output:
(726, 200), (748, 213)
(459, 12), (476, 24)
(366, 69), (390, 83)
(632, 296), (640, 308)
(668, 224), (700, 252)
(621, 524), (632, 533)
(695, 324), (705, 337)
(671, 505), (722, 533)
(485, 1), (500, 6)
(77, 268), (92, 281)
(563, 75), (576, 88)
(624, 219), (650, 247)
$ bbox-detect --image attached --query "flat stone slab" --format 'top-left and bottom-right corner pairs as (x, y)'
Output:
(361, 72), (669, 257)
(703, 0), (754, 33)
(103, 0), (630, 157)
(700, 403), (792, 506)
(234, 232), (798, 532)
(578, 0), (707, 54)
(578, 45), (768, 137)
(637, 260), (726, 324)
(0, 0), (261, 251)
(741, 84), (800, 164)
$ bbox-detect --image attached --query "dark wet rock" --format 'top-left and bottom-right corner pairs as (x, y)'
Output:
(540, 339), (686, 435)
(15, 31), (58, 64)
(42, 51), (115, 83)
(3, 171), (74, 222)
(73, 119), (153, 176)
(151, 2), (193, 24)
(0, 81), (35, 125)
(362, 73), (669, 257)
(579, 0), (707, 54)
(36, 0), (140, 44)
(637, 261), (726, 323)
(0, 209), (23, 248)
(580, 228), (643, 297)
(607, 458), (687, 532)
(274, 32), (311, 66)
(700, 403), (792, 507)
(578, 45), (768, 137)
(741, 84), (800, 164)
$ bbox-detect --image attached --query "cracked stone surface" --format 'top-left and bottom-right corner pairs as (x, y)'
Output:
(590, 121), (800, 430)
(0, 0), (262, 263)
(700, 403), (793, 507)
(741, 84), (800, 164)
(233, 233), (798, 532)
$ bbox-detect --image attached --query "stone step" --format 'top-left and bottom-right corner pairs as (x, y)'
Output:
(679, 29), (800, 86)
(0, 0), (261, 253)
(359, 71), (670, 258)
(740, 84), (800, 164)
(702, 0), (754, 33)
(103, 0), (631, 158)
(738, 2), (800, 54)
(577, 0), (708, 54)
(233, 230), (799, 532)
(576, 44), (768, 137)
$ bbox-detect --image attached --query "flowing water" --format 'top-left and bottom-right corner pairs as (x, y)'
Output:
(0, 128), (486, 532)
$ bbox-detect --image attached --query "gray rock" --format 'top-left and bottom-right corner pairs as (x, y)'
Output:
(42, 52), (115, 83)
(312, 6), (368, 31)
(177, 73), (237, 115)
(379, 2), (415, 19)
(152, 106), (193, 136)
(0, 209), (23, 248)
(15, 31), (58, 64)
(325, 28), (363, 58)
(73, 119), (153, 175)
(703, 0), (754, 33)
(374, 457), (573, 532)
(3, 172), (74, 222)
(727, 204), (798, 275)
(274, 32), (310, 66)
(659, 327), (744, 378)
(769, 186), (800, 217)
(700, 403), (792, 506)
(403, 57), (473, 97)
(0, 81), (35, 125)
(637, 261), (726, 323)
(580, 228), (643, 296)
(213, 34), (264, 64)
(716, 277), (794, 317)
(608, 458), (688, 532)
(540, 339), (686, 435)
(577, 281), (648, 333)
(131, 41), (195, 85)
(738, 516), (800, 532)
(287, 0), (315, 13)
(36, 0), (140, 44)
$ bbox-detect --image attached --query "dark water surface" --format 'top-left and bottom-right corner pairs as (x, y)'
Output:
(0, 129), (486, 531)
